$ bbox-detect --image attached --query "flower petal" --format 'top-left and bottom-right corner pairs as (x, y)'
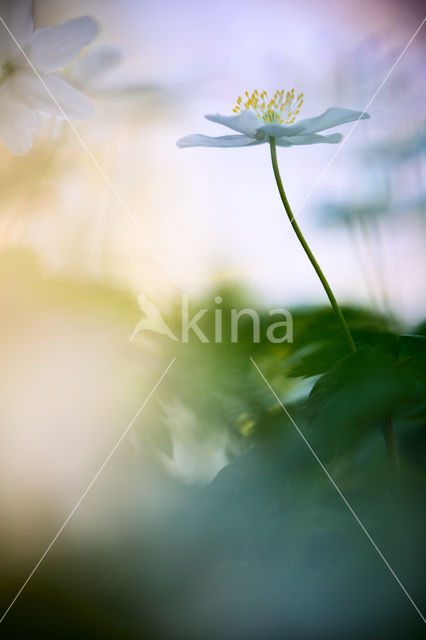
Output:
(43, 74), (94, 118)
(0, 92), (39, 155)
(68, 45), (122, 84)
(177, 133), (259, 148)
(205, 111), (260, 137)
(296, 107), (370, 135)
(276, 132), (343, 147)
(0, 0), (33, 59)
(9, 70), (94, 119)
(254, 122), (307, 140)
(27, 16), (98, 72)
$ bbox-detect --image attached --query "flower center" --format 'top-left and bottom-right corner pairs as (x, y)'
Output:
(233, 89), (304, 125)
(0, 60), (14, 85)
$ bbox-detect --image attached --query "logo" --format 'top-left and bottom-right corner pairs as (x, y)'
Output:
(131, 294), (293, 344)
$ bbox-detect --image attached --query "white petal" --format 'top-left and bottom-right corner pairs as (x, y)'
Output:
(177, 133), (259, 148)
(68, 45), (121, 84)
(44, 74), (94, 118)
(27, 16), (98, 72)
(254, 122), (306, 140)
(9, 70), (94, 119)
(276, 133), (343, 146)
(205, 111), (260, 137)
(296, 107), (370, 135)
(0, 0), (33, 59)
(0, 92), (39, 155)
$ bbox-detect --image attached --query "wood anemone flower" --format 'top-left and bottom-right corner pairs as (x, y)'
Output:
(0, 0), (98, 154)
(177, 89), (369, 149)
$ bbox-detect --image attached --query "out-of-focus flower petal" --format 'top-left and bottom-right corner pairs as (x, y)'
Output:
(27, 16), (98, 72)
(177, 133), (259, 148)
(205, 111), (260, 136)
(362, 128), (426, 164)
(10, 70), (94, 119)
(42, 74), (94, 118)
(0, 91), (39, 154)
(0, 0), (33, 59)
(319, 199), (390, 226)
(296, 107), (369, 135)
(276, 132), (343, 146)
(68, 45), (121, 85)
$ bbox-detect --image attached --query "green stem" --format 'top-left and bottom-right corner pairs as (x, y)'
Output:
(382, 415), (401, 477)
(269, 137), (356, 353)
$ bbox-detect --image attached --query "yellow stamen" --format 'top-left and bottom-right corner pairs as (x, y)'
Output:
(232, 88), (304, 126)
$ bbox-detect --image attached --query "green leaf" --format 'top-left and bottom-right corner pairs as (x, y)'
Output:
(398, 334), (426, 360)
(288, 342), (349, 378)
(304, 348), (407, 458)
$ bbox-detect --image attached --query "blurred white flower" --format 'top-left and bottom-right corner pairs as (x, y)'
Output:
(0, 0), (98, 154)
(67, 44), (160, 100)
(66, 44), (122, 90)
(363, 126), (426, 164)
(177, 88), (369, 148)
(319, 199), (390, 226)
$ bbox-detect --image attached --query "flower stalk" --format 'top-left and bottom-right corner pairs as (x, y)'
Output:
(382, 415), (401, 477)
(269, 136), (356, 354)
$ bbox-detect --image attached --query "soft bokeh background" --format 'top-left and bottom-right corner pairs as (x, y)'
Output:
(4, 0), (425, 314)
(0, 1), (425, 638)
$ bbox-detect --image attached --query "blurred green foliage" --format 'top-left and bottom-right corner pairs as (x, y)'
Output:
(1, 250), (425, 639)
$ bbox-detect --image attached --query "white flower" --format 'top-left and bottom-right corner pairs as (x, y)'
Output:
(320, 199), (390, 226)
(0, 0), (98, 154)
(177, 88), (370, 149)
(66, 45), (122, 90)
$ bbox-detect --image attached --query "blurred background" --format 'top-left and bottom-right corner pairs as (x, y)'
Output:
(0, 1), (425, 638)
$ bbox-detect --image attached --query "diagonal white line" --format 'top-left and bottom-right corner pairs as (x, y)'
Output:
(250, 356), (426, 624)
(250, 16), (426, 283)
(0, 356), (176, 624)
(0, 15), (177, 286)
